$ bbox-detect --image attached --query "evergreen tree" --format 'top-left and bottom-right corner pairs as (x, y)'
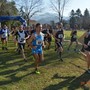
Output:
(69, 10), (76, 29)
(75, 8), (82, 29)
(83, 8), (90, 29)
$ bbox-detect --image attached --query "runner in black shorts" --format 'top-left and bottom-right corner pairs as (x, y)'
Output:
(45, 25), (52, 50)
(14, 25), (29, 61)
(54, 23), (64, 61)
(81, 29), (90, 73)
(0, 25), (10, 50)
(67, 25), (78, 51)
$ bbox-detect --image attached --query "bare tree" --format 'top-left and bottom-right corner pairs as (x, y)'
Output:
(14, 0), (43, 25)
(50, 0), (70, 23)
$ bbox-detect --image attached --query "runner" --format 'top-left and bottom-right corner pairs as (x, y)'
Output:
(11, 26), (18, 50)
(53, 23), (64, 61)
(14, 25), (29, 61)
(45, 25), (52, 50)
(80, 29), (90, 73)
(29, 23), (44, 74)
(0, 25), (10, 50)
(52, 26), (58, 51)
(67, 24), (78, 52)
(42, 24), (52, 50)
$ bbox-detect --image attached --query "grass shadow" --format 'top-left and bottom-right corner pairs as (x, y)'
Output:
(44, 72), (90, 90)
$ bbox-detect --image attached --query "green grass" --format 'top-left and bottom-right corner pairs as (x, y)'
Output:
(0, 30), (90, 90)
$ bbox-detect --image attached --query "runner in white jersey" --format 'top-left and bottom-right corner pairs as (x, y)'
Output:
(0, 25), (10, 50)
(14, 25), (29, 61)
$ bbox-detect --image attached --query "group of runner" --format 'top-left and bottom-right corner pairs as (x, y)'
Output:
(0, 23), (90, 74)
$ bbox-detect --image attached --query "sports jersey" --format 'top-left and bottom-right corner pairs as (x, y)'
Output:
(84, 33), (90, 51)
(0, 29), (9, 38)
(84, 35), (90, 47)
(70, 30), (77, 42)
(32, 32), (44, 48)
(55, 29), (64, 42)
(71, 30), (77, 39)
(15, 30), (28, 43)
(32, 32), (44, 54)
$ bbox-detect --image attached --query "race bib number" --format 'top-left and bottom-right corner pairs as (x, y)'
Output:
(58, 34), (63, 38)
(2, 34), (6, 38)
(88, 41), (90, 46)
(36, 40), (42, 45)
(20, 38), (25, 42)
(2, 34), (5, 37)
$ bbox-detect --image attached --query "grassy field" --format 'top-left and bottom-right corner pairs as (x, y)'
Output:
(0, 30), (90, 90)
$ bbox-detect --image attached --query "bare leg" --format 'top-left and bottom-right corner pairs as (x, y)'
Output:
(21, 49), (26, 59)
(58, 46), (63, 61)
(21, 45), (26, 61)
(74, 40), (78, 51)
(47, 42), (51, 50)
(33, 54), (39, 70)
(1, 39), (4, 50)
(67, 42), (73, 50)
(85, 51), (90, 70)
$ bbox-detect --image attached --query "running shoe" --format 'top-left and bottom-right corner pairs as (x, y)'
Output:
(35, 70), (40, 74)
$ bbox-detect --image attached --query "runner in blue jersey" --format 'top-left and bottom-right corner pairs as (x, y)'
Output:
(29, 23), (44, 74)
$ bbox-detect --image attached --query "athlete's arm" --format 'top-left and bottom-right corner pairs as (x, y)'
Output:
(42, 41), (45, 48)
(25, 32), (30, 40)
(80, 32), (87, 39)
(84, 44), (88, 48)
(53, 30), (57, 39)
(78, 32), (87, 45)
(12, 31), (18, 39)
(53, 31), (60, 42)
(28, 34), (36, 48)
(63, 29), (65, 42)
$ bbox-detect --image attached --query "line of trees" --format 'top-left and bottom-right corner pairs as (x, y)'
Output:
(69, 8), (90, 29)
(0, 0), (70, 26)
(0, 0), (18, 16)
(16, 0), (43, 25)
(0, 0), (43, 26)
(0, 0), (19, 26)
(0, 0), (90, 30)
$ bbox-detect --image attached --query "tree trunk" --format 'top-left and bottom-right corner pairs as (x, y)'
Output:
(59, 12), (61, 23)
